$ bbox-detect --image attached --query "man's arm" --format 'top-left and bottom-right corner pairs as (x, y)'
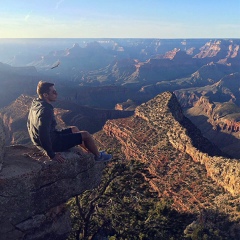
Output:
(38, 108), (56, 159)
(38, 108), (65, 163)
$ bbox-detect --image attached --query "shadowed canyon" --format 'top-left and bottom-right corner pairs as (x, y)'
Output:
(0, 38), (240, 239)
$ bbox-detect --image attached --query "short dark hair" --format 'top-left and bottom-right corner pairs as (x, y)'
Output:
(37, 81), (54, 97)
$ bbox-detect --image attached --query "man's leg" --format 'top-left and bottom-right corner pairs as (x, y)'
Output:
(80, 131), (100, 157)
(70, 126), (80, 133)
(70, 126), (88, 152)
(70, 126), (99, 157)
(69, 126), (112, 161)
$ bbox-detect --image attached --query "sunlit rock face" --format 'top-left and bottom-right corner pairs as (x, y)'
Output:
(93, 91), (240, 239)
(0, 145), (105, 239)
(102, 92), (240, 197)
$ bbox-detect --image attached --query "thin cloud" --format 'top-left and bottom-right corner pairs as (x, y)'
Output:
(25, 12), (32, 21)
(55, 0), (65, 9)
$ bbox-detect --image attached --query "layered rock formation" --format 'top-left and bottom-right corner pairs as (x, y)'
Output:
(0, 95), (33, 145)
(185, 96), (240, 158)
(0, 128), (106, 239)
(96, 92), (240, 216)
(115, 99), (137, 111)
(192, 96), (240, 132)
(0, 118), (5, 171)
(174, 72), (240, 108)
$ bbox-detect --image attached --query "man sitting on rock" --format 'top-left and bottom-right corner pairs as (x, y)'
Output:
(27, 80), (112, 163)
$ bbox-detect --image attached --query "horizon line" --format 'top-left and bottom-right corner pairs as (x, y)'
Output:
(0, 37), (240, 40)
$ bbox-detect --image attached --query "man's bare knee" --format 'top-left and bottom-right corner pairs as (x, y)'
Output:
(71, 126), (80, 133)
(80, 131), (91, 141)
(79, 131), (99, 156)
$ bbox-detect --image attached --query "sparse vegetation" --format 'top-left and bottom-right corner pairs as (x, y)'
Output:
(67, 158), (194, 239)
(67, 154), (239, 240)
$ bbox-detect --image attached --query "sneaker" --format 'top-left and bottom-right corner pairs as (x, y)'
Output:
(95, 151), (112, 162)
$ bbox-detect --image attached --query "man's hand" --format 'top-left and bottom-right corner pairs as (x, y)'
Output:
(52, 153), (65, 163)
(80, 143), (89, 153)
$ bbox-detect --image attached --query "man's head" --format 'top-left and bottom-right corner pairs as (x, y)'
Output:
(37, 80), (58, 103)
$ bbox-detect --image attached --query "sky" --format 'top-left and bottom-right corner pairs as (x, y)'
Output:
(0, 0), (239, 39)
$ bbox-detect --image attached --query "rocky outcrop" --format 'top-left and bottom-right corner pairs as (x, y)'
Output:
(115, 99), (137, 111)
(103, 92), (240, 196)
(0, 119), (5, 171)
(193, 96), (240, 132)
(174, 72), (240, 108)
(0, 95), (33, 145)
(184, 95), (240, 158)
(193, 39), (240, 66)
(194, 40), (223, 58)
(0, 143), (105, 239)
(193, 96), (215, 116)
(167, 119), (240, 197)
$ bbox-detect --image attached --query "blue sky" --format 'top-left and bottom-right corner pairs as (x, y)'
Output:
(0, 0), (239, 38)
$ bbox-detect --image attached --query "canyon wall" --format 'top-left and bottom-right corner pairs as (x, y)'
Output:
(0, 118), (5, 171)
(184, 95), (240, 158)
(103, 92), (240, 196)
(193, 96), (240, 132)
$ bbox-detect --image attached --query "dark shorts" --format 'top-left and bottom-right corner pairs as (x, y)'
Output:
(52, 128), (82, 152)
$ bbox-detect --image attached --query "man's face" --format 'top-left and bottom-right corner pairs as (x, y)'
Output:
(45, 86), (58, 102)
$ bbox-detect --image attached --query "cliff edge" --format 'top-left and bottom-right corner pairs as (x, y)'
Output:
(0, 139), (105, 239)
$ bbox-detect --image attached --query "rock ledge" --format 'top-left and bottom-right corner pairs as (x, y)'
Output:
(0, 145), (105, 240)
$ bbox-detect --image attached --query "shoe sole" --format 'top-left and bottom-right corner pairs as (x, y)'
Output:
(95, 157), (112, 162)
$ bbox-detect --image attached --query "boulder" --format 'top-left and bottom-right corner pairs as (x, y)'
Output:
(0, 145), (105, 239)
